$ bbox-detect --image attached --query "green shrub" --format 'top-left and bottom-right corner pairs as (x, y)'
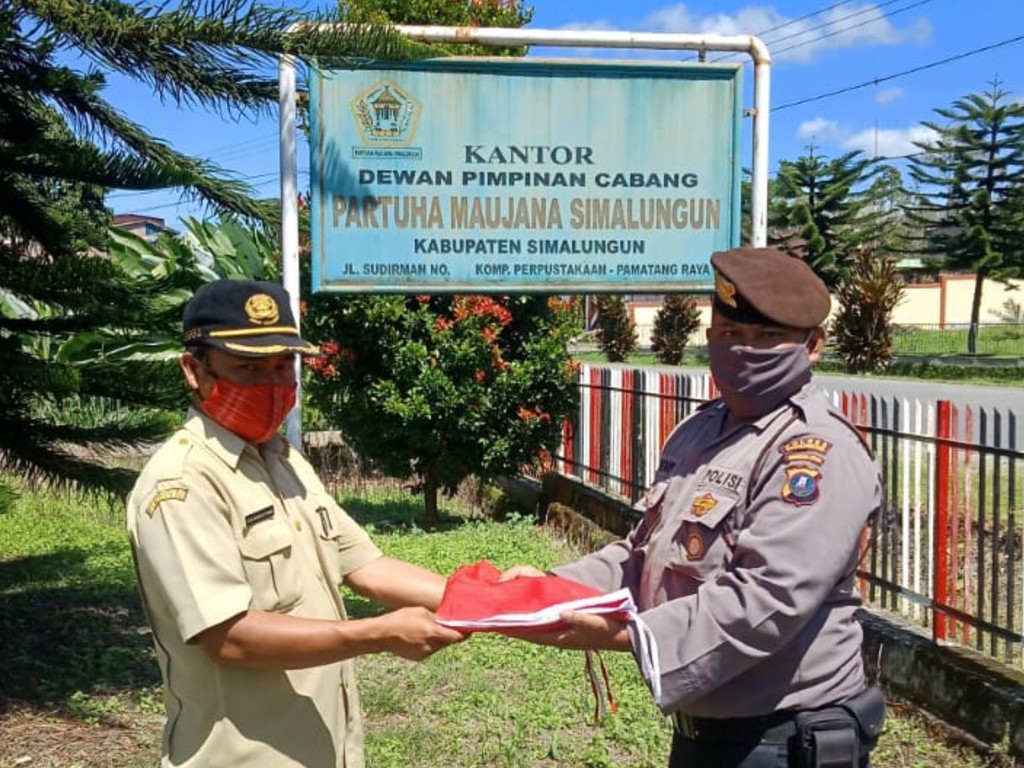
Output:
(830, 248), (904, 373)
(594, 295), (638, 363)
(303, 295), (580, 525)
(650, 294), (701, 365)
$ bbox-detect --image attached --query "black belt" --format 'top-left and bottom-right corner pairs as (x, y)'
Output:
(672, 711), (798, 744)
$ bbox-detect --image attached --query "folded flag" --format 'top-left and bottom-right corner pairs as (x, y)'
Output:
(435, 560), (634, 632)
(434, 560), (662, 713)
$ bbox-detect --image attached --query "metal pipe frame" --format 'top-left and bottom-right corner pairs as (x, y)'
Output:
(279, 26), (772, 444)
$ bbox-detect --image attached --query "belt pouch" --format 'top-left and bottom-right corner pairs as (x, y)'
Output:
(840, 686), (886, 747)
(794, 708), (859, 768)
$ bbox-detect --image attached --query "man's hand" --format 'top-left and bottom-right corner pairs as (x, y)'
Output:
(518, 610), (632, 652)
(496, 564), (547, 581)
(375, 606), (467, 661)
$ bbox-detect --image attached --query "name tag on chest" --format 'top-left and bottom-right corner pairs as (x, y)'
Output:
(697, 465), (746, 494)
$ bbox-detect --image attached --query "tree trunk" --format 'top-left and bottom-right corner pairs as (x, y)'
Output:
(968, 272), (984, 356)
(422, 466), (440, 528)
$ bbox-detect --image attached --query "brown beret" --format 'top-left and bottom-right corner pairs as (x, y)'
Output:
(710, 247), (830, 329)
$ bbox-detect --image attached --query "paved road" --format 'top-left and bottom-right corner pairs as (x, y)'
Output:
(815, 374), (1023, 449)
(815, 374), (1024, 414)
(587, 359), (1023, 449)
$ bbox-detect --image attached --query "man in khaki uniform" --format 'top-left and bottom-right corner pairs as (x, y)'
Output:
(503, 248), (885, 768)
(127, 279), (464, 768)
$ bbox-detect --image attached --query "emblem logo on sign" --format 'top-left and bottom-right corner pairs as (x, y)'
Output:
(351, 81), (422, 146)
(781, 466), (822, 506)
(244, 294), (279, 325)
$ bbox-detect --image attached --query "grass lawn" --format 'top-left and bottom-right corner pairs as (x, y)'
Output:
(0, 482), (1012, 767)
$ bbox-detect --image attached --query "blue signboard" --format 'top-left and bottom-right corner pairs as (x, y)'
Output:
(310, 58), (743, 293)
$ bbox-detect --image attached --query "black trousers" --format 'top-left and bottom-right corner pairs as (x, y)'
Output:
(668, 731), (872, 768)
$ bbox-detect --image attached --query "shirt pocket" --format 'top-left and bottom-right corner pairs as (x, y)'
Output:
(666, 493), (738, 582)
(237, 519), (303, 612)
(631, 481), (670, 547)
(311, 500), (349, 587)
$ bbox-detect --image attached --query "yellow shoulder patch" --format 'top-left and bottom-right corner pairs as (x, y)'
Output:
(146, 487), (188, 517)
(780, 436), (832, 459)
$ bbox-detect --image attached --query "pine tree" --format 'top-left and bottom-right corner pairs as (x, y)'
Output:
(906, 83), (1024, 355)
(651, 294), (701, 365)
(770, 148), (879, 288)
(0, 0), (428, 509)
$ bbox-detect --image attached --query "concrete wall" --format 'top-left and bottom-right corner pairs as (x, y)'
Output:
(500, 472), (1024, 760)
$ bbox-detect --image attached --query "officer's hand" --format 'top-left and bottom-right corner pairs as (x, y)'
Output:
(519, 610), (632, 652)
(496, 564), (547, 582)
(378, 606), (466, 661)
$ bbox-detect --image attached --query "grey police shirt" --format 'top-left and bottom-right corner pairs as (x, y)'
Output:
(553, 382), (882, 719)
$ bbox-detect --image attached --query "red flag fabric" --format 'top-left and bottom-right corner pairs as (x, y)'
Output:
(435, 560), (633, 633)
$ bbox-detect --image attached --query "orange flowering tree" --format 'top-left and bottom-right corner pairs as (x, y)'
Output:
(303, 293), (580, 523)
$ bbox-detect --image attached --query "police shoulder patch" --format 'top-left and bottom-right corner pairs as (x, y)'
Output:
(780, 436), (832, 465)
(782, 438), (831, 456)
(145, 487), (189, 516)
(780, 466), (822, 506)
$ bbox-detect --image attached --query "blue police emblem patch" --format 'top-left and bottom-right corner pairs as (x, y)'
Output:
(781, 466), (821, 506)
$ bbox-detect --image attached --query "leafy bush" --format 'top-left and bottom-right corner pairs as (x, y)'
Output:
(302, 295), (580, 524)
(830, 248), (904, 373)
(650, 294), (701, 365)
(594, 295), (637, 363)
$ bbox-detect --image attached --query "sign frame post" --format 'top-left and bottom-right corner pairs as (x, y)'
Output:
(280, 25), (771, 444)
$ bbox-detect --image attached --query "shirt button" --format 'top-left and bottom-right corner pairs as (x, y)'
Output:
(295, 520), (302, 532)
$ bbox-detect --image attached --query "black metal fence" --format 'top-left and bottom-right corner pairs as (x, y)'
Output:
(554, 365), (1024, 668)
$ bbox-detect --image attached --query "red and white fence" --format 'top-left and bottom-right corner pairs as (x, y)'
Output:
(553, 365), (1024, 667)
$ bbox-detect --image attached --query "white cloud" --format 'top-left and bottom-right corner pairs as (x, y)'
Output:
(874, 87), (904, 105)
(565, 3), (934, 64)
(840, 125), (940, 158)
(791, 118), (940, 159)
(555, 20), (619, 32)
(796, 118), (845, 143)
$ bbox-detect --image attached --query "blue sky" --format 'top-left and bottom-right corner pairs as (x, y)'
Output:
(107, 0), (1024, 227)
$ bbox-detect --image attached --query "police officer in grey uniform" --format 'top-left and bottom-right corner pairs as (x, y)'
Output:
(502, 247), (886, 768)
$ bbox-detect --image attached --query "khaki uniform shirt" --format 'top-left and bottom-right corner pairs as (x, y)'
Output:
(554, 383), (881, 718)
(127, 409), (382, 768)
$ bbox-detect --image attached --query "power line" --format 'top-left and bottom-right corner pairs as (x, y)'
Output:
(770, 0), (934, 57)
(774, 32), (1024, 110)
(711, 0), (935, 64)
(691, 0), (856, 62)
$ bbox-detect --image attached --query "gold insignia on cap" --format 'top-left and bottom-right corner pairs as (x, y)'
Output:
(244, 294), (279, 326)
(715, 273), (738, 308)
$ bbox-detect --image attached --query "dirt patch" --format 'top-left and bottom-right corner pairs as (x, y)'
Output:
(0, 706), (160, 768)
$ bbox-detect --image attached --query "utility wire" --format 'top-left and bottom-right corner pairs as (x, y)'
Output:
(711, 0), (935, 63)
(771, 0), (935, 59)
(689, 0), (857, 62)
(774, 32), (1024, 110)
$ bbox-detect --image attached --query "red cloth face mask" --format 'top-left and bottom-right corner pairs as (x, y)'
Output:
(201, 377), (296, 444)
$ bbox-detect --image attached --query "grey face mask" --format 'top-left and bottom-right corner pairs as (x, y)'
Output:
(707, 338), (813, 419)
